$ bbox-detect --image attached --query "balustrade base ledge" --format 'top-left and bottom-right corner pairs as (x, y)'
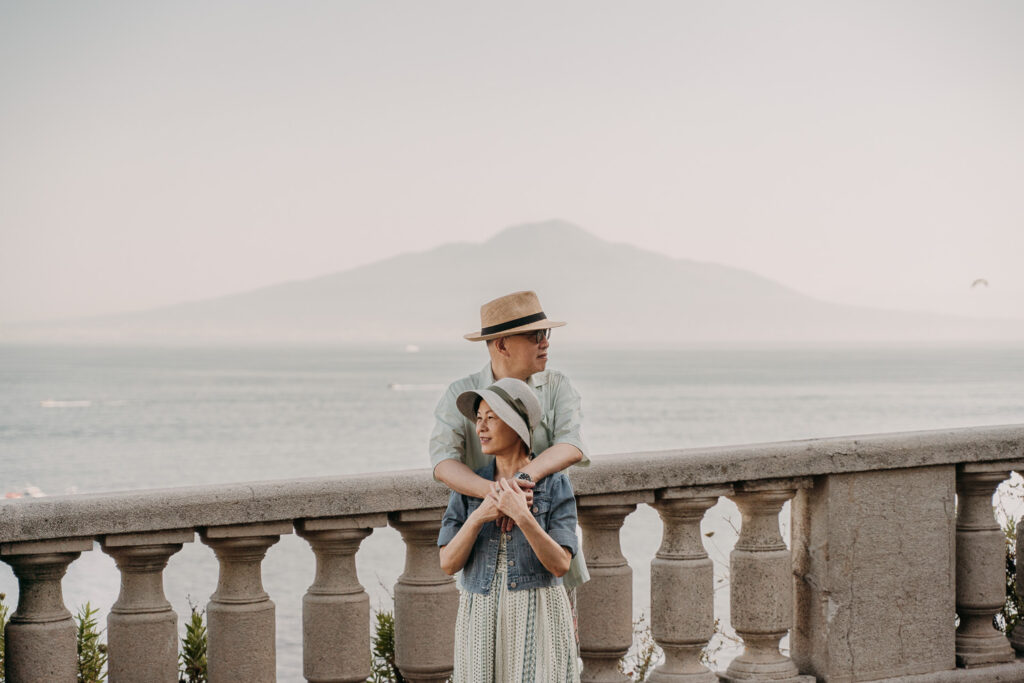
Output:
(955, 650), (1016, 669)
(717, 675), (814, 683)
(862, 657), (1024, 682)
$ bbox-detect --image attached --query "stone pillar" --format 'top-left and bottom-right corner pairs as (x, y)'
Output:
(577, 491), (653, 683)
(649, 486), (730, 683)
(955, 464), (1015, 667)
(296, 514), (386, 683)
(101, 529), (194, 683)
(792, 466), (956, 681)
(724, 480), (812, 683)
(200, 521), (292, 683)
(389, 508), (458, 683)
(0, 537), (93, 683)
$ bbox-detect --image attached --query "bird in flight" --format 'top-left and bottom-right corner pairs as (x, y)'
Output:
(971, 278), (989, 288)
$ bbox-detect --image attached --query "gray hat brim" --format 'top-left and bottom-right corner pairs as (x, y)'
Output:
(456, 389), (532, 451)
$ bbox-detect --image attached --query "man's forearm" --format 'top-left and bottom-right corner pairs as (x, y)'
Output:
(434, 459), (493, 499)
(520, 443), (583, 481)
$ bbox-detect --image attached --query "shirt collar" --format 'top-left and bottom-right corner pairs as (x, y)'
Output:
(481, 363), (549, 388)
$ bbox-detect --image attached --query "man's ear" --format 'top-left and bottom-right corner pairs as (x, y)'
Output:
(493, 337), (509, 356)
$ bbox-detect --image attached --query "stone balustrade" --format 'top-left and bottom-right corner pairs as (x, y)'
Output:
(2, 424), (1024, 682)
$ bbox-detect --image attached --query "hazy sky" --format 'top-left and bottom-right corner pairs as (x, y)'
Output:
(2, 1), (1022, 323)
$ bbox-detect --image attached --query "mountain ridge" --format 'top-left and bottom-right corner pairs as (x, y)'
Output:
(5, 220), (1022, 344)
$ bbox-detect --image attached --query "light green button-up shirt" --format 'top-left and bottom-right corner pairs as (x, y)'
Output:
(429, 363), (591, 472)
(429, 362), (591, 587)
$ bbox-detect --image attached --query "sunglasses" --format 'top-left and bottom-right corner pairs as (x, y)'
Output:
(514, 329), (551, 344)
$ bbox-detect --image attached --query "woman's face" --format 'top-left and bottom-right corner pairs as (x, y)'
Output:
(475, 399), (523, 455)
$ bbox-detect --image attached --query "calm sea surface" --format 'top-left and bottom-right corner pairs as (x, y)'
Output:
(2, 343), (1023, 678)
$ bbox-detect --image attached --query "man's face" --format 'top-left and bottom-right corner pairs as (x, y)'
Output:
(501, 329), (550, 378)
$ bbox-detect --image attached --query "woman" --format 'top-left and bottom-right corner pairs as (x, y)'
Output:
(438, 377), (581, 683)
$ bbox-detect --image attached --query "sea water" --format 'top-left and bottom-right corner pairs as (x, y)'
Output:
(2, 343), (1023, 679)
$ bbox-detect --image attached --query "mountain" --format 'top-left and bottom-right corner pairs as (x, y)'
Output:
(6, 220), (1023, 344)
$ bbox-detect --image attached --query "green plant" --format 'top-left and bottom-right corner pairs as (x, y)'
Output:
(997, 515), (1024, 636)
(996, 477), (1024, 637)
(1, 591), (9, 683)
(179, 600), (208, 683)
(75, 603), (107, 683)
(618, 613), (661, 681)
(368, 609), (404, 683)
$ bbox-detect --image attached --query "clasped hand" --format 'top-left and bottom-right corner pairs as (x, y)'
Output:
(471, 478), (534, 532)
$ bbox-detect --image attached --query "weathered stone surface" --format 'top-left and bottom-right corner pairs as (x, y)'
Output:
(1, 425), (1022, 544)
(954, 465), (1016, 668)
(296, 516), (385, 683)
(100, 530), (192, 683)
(0, 427), (1021, 682)
(792, 465), (957, 682)
(0, 539), (91, 683)
(863, 659), (1024, 681)
(648, 488), (727, 683)
(726, 486), (802, 681)
(201, 524), (287, 683)
(578, 501), (638, 683)
(389, 509), (457, 683)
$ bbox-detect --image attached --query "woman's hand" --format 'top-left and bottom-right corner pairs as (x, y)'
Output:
(493, 479), (535, 532)
(470, 492), (501, 524)
(494, 478), (531, 525)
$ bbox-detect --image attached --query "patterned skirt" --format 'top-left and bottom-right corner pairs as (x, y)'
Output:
(453, 536), (580, 683)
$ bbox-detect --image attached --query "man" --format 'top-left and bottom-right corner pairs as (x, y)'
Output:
(430, 290), (590, 587)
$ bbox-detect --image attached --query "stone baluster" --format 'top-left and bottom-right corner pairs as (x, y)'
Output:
(296, 514), (387, 683)
(955, 463), (1015, 667)
(389, 508), (459, 683)
(725, 479), (813, 683)
(577, 491), (653, 683)
(200, 521), (293, 683)
(649, 486), (731, 683)
(0, 537), (93, 683)
(100, 530), (194, 682)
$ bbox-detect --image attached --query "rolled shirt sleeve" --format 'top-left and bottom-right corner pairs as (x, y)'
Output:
(544, 473), (579, 557)
(429, 386), (468, 476)
(549, 374), (591, 467)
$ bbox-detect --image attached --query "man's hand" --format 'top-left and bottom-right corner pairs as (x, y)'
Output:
(492, 478), (535, 532)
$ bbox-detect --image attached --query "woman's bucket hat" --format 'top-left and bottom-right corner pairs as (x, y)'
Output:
(464, 291), (566, 342)
(456, 377), (543, 451)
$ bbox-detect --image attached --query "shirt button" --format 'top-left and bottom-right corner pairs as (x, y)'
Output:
(509, 581), (517, 588)
(504, 533), (511, 541)
(532, 506), (539, 513)
(508, 560), (515, 567)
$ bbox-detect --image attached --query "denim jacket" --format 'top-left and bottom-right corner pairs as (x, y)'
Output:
(437, 461), (579, 594)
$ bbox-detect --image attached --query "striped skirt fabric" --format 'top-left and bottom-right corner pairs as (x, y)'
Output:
(453, 536), (580, 682)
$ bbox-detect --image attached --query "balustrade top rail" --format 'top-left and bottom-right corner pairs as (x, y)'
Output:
(2, 424), (1023, 544)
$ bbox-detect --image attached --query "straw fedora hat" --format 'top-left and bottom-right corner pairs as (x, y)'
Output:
(464, 291), (566, 342)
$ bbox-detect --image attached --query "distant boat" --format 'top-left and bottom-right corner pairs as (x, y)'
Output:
(40, 399), (91, 408)
(405, 344), (420, 353)
(4, 484), (46, 499)
(388, 383), (446, 392)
